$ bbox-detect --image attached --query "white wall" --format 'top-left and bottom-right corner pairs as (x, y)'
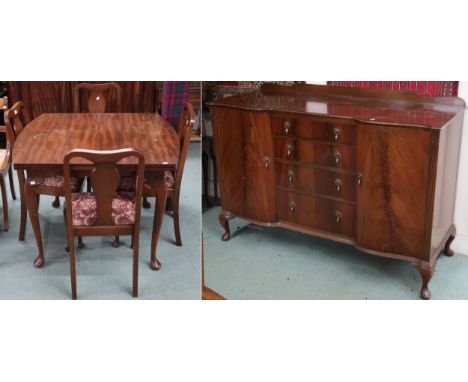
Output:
(452, 82), (468, 255)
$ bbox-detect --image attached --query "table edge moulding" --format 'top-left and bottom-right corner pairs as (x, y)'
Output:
(207, 83), (466, 299)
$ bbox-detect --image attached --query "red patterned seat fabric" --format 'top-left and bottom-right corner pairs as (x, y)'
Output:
(37, 175), (82, 190)
(71, 191), (136, 227)
(118, 171), (175, 191)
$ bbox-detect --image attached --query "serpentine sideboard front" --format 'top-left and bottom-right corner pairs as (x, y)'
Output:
(207, 83), (466, 299)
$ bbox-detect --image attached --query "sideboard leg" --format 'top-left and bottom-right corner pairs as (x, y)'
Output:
(219, 211), (235, 241)
(444, 234), (455, 257)
(414, 263), (435, 300)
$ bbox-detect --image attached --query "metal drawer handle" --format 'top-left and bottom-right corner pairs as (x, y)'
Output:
(263, 156), (270, 168)
(287, 144), (293, 158)
(335, 178), (342, 192)
(357, 172), (362, 185)
(334, 150), (341, 165)
(284, 121), (291, 135)
(333, 127), (340, 141)
(288, 169), (294, 183)
(289, 200), (296, 212)
(335, 210), (343, 222)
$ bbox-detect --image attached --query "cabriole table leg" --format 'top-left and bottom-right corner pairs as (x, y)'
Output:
(150, 183), (168, 271)
(16, 170), (27, 241)
(24, 182), (45, 267)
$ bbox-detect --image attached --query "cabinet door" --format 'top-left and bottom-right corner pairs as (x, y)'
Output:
(212, 108), (277, 223)
(356, 124), (431, 259)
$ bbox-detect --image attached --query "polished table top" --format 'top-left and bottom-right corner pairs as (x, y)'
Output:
(207, 90), (465, 129)
(13, 113), (179, 170)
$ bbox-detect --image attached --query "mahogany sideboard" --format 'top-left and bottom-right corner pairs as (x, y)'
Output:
(207, 83), (466, 299)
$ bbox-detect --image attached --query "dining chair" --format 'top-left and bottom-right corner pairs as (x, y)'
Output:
(116, 102), (196, 248)
(63, 148), (145, 299)
(0, 96), (16, 207)
(70, 82), (123, 200)
(73, 82), (122, 113)
(5, 101), (85, 258)
(0, 141), (11, 231)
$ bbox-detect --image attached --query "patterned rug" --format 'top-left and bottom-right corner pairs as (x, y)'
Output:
(327, 81), (459, 96)
(162, 81), (190, 128)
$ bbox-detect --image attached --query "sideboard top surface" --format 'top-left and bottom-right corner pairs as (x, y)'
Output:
(207, 84), (465, 129)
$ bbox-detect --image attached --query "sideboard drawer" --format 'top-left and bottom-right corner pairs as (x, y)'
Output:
(272, 114), (356, 145)
(278, 190), (355, 237)
(274, 137), (356, 170)
(276, 163), (356, 201)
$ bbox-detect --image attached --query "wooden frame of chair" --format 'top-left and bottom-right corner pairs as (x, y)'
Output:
(3, 101), (28, 234)
(5, 101), (84, 261)
(117, 103), (196, 253)
(0, 141), (12, 231)
(166, 102), (196, 246)
(6, 101), (66, 209)
(0, 94), (16, 218)
(73, 82), (122, 113)
(69, 82), (123, 202)
(0, 98), (16, 206)
(63, 148), (145, 299)
(148, 102), (196, 246)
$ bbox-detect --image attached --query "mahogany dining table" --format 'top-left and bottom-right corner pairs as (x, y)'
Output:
(13, 112), (180, 270)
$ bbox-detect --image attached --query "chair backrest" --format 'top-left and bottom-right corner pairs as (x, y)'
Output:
(63, 148), (145, 228)
(174, 102), (196, 189)
(73, 82), (122, 113)
(4, 101), (26, 146)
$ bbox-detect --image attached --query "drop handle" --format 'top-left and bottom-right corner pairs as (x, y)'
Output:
(335, 210), (343, 222)
(334, 150), (342, 165)
(333, 127), (340, 141)
(289, 201), (296, 212)
(284, 120), (291, 135)
(357, 172), (363, 185)
(288, 169), (294, 183)
(263, 156), (271, 168)
(335, 178), (342, 192)
(287, 144), (293, 158)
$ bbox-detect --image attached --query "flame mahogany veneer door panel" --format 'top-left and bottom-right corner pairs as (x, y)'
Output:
(211, 108), (277, 223)
(356, 124), (432, 260)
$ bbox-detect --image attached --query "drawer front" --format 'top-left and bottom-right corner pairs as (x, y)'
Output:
(276, 163), (356, 201)
(274, 137), (356, 170)
(278, 190), (355, 237)
(272, 114), (356, 145)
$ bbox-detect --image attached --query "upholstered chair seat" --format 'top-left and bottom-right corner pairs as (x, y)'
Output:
(71, 191), (136, 227)
(118, 171), (175, 192)
(31, 175), (83, 190)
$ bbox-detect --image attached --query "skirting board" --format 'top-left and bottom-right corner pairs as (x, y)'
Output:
(452, 233), (468, 256)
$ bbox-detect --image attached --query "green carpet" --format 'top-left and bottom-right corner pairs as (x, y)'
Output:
(203, 207), (468, 299)
(0, 143), (201, 299)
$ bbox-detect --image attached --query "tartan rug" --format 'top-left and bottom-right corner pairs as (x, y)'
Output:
(162, 81), (190, 128)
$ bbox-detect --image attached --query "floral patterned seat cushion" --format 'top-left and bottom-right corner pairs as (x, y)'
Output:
(71, 191), (136, 227)
(118, 171), (175, 191)
(37, 175), (82, 191)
